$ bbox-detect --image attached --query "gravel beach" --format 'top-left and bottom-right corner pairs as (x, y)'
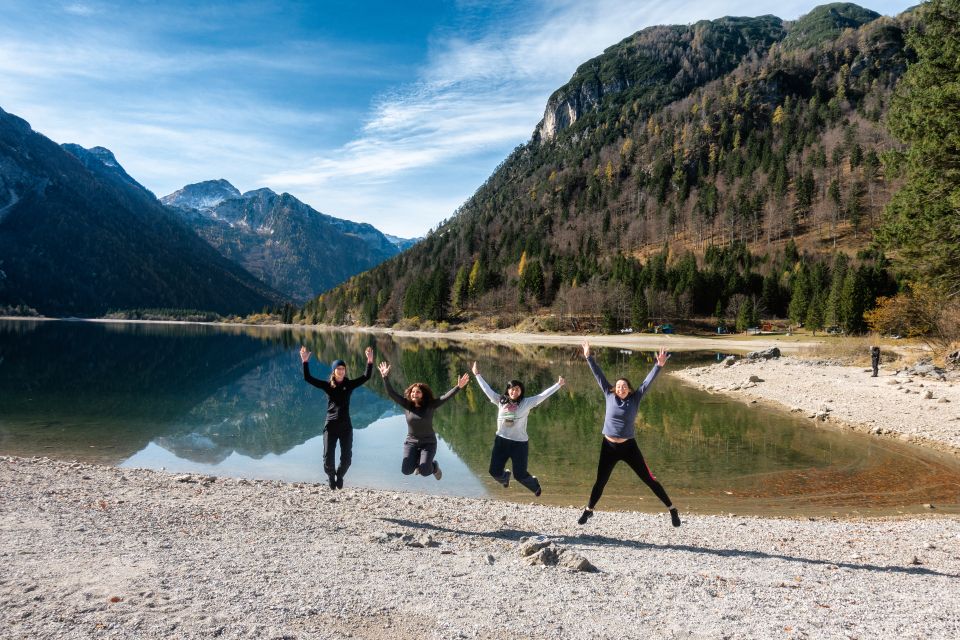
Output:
(673, 355), (960, 455)
(3, 453), (959, 640)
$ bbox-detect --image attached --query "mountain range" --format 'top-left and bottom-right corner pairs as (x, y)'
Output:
(0, 109), (413, 316)
(162, 180), (407, 303)
(0, 107), (282, 317)
(306, 2), (914, 330)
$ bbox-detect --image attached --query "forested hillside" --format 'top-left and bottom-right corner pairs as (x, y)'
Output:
(302, 4), (919, 334)
(0, 111), (284, 317)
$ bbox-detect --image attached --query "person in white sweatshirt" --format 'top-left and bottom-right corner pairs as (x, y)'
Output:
(471, 361), (564, 496)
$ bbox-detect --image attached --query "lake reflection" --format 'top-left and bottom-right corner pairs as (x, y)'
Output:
(2, 319), (959, 516)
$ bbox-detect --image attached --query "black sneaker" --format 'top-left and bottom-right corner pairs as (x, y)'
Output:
(669, 507), (681, 527)
(335, 474), (344, 490)
(501, 470), (511, 488)
(578, 508), (593, 525)
(327, 474), (337, 490)
(433, 461), (443, 481)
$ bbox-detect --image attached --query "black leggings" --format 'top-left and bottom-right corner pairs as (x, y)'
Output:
(323, 422), (353, 478)
(401, 438), (437, 476)
(588, 437), (672, 509)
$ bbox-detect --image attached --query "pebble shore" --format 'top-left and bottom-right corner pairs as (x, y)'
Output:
(3, 454), (959, 639)
(673, 356), (960, 454)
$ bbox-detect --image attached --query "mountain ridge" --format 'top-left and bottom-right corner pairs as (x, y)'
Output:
(0, 107), (284, 317)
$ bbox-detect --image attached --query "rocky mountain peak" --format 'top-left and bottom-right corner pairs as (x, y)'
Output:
(161, 179), (241, 211)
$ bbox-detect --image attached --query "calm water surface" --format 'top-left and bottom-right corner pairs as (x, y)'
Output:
(2, 319), (959, 517)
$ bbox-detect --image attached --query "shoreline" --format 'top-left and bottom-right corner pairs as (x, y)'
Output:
(2, 315), (825, 353)
(674, 355), (960, 457)
(2, 455), (958, 639)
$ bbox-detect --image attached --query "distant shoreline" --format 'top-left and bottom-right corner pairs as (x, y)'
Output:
(1, 315), (823, 353)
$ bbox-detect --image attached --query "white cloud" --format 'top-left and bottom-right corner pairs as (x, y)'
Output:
(4, 0), (920, 236)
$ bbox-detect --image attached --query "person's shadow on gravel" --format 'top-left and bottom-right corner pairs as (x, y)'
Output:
(381, 516), (956, 579)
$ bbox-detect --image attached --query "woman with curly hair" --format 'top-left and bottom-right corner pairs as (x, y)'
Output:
(378, 361), (469, 480)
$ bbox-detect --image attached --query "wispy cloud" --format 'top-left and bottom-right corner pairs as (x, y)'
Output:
(2, 0), (918, 236)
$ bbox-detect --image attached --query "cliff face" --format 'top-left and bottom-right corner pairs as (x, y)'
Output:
(535, 17), (788, 143)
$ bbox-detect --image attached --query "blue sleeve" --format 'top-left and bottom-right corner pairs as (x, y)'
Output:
(586, 356), (612, 394)
(637, 363), (662, 397)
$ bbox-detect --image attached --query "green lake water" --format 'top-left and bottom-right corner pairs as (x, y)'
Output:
(2, 319), (959, 517)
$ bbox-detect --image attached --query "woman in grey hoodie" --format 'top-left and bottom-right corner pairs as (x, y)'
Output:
(578, 341), (680, 528)
(472, 361), (564, 496)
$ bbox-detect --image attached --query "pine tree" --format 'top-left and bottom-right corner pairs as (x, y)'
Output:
(452, 265), (470, 312)
(881, 0), (960, 295)
(788, 265), (810, 327)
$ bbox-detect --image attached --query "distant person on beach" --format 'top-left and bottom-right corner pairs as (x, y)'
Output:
(472, 361), (565, 496)
(871, 346), (881, 377)
(378, 361), (469, 480)
(300, 345), (374, 490)
(578, 340), (680, 528)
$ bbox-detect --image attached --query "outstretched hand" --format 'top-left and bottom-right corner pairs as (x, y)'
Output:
(471, 361), (480, 376)
(656, 347), (670, 367)
(299, 346), (311, 363)
(457, 372), (470, 388)
(557, 376), (566, 387)
(582, 340), (591, 358)
(365, 346), (374, 363)
(378, 362), (391, 378)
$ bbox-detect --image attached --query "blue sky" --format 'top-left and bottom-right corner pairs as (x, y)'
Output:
(1, 1), (916, 236)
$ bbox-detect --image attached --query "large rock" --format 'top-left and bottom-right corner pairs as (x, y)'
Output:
(746, 347), (781, 360)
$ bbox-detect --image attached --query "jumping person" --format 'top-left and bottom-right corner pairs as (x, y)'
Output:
(871, 345), (881, 377)
(472, 361), (565, 496)
(578, 341), (680, 528)
(378, 361), (469, 480)
(300, 344), (374, 490)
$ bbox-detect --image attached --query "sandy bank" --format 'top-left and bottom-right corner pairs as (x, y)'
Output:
(2, 456), (959, 639)
(330, 325), (823, 354)
(673, 356), (960, 456)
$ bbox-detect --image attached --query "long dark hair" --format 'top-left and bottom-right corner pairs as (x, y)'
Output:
(499, 379), (525, 404)
(404, 382), (435, 407)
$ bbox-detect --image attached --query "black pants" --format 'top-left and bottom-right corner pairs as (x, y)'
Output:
(402, 437), (437, 476)
(323, 422), (353, 478)
(489, 435), (541, 494)
(588, 437), (672, 509)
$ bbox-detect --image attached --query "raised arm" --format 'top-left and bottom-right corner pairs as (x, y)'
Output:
(472, 362), (501, 405)
(523, 375), (566, 409)
(583, 341), (612, 394)
(300, 346), (330, 391)
(347, 347), (375, 389)
(637, 348), (669, 395)
(433, 372), (469, 408)
(378, 362), (409, 407)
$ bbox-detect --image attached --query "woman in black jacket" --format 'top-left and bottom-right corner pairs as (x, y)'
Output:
(300, 345), (374, 489)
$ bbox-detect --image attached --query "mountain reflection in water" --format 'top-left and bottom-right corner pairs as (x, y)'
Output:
(2, 320), (959, 516)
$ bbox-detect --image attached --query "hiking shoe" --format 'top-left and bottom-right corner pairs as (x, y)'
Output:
(500, 470), (511, 488)
(433, 461), (443, 481)
(577, 508), (593, 525)
(327, 475), (337, 490)
(669, 507), (681, 528)
(335, 474), (344, 490)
